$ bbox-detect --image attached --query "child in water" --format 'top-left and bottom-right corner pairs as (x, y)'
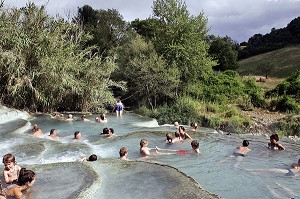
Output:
(140, 139), (158, 156)
(0, 168), (36, 199)
(2, 154), (21, 185)
(119, 147), (129, 160)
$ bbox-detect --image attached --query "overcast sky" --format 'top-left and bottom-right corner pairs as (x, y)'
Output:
(3, 0), (300, 43)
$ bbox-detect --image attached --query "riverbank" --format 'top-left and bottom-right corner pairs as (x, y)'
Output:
(220, 107), (300, 141)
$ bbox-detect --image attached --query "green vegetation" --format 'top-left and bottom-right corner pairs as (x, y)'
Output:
(0, 0), (299, 136)
(238, 45), (300, 78)
(0, 3), (125, 112)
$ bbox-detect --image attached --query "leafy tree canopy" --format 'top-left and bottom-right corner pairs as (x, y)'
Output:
(114, 34), (180, 109)
(0, 3), (125, 112)
(74, 5), (128, 57)
(208, 35), (239, 71)
(151, 0), (216, 84)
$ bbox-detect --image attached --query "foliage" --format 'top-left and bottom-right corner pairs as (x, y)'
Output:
(208, 35), (239, 71)
(136, 96), (203, 125)
(74, 5), (128, 57)
(130, 18), (161, 42)
(277, 116), (300, 137)
(114, 34), (180, 109)
(0, 3), (124, 112)
(242, 77), (267, 108)
(186, 71), (246, 104)
(266, 71), (300, 113)
(273, 96), (300, 113)
(151, 0), (216, 84)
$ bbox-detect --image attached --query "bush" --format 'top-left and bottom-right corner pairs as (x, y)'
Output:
(137, 97), (205, 125)
(242, 77), (266, 108)
(276, 95), (300, 113)
(277, 116), (300, 137)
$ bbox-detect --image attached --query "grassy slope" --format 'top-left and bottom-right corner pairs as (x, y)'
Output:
(238, 44), (300, 79)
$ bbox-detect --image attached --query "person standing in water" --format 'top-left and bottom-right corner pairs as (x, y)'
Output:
(115, 99), (123, 116)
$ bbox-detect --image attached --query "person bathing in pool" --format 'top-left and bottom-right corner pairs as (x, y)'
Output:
(178, 126), (192, 140)
(233, 140), (251, 157)
(268, 133), (285, 150)
(219, 140), (251, 164)
(2, 154), (21, 186)
(140, 139), (158, 156)
(0, 168), (36, 199)
(119, 147), (129, 160)
(157, 140), (200, 154)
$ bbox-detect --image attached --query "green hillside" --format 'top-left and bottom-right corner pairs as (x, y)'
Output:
(238, 45), (300, 78)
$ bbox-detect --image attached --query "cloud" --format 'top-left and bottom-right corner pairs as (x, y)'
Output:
(3, 0), (300, 43)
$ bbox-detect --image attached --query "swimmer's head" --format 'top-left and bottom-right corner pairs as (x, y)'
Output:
(270, 134), (279, 142)
(166, 133), (172, 139)
(119, 147), (128, 157)
(179, 126), (185, 132)
(102, 127), (109, 134)
(242, 140), (249, 147)
(174, 122), (179, 127)
(50, 129), (56, 135)
(3, 154), (16, 165)
(191, 140), (199, 149)
(100, 113), (106, 120)
(95, 117), (100, 122)
(18, 168), (36, 186)
(68, 114), (73, 119)
(140, 139), (148, 147)
(88, 154), (97, 161)
(74, 131), (81, 139)
(109, 128), (114, 134)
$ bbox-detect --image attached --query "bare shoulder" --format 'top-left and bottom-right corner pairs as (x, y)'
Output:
(16, 165), (21, 171)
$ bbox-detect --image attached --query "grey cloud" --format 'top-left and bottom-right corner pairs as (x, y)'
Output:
(3, 0), (300, 43)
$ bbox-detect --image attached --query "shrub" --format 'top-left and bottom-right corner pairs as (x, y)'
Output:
(276, 95), (300, 113)
(277, 116), (300, 137)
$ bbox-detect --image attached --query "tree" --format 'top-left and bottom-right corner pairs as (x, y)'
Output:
(0, 3), (124, 112)
(208, 35), (239, 71)
(115, 34), (180, 109)
(74, 5), (128, 57)
(130, 18), (161, 42)
(151, 0), (216, 84)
